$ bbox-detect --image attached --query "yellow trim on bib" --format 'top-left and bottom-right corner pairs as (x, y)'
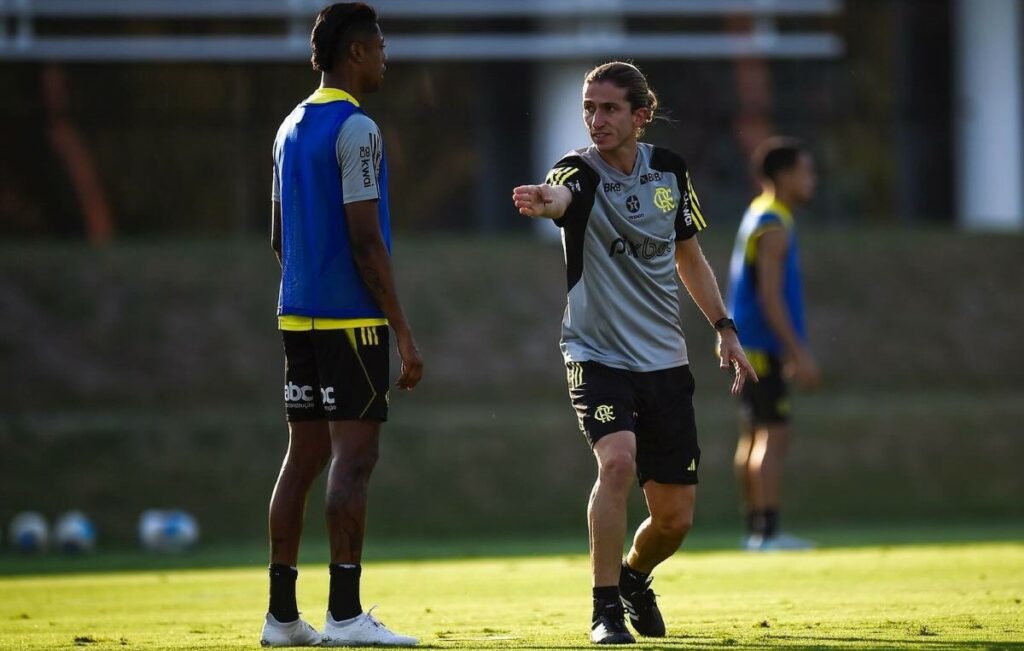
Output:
(278, 316), (387, 331)
(744, 193), (794, 263)
(750, 192), (793, 226)
(305, 87), (361, 106)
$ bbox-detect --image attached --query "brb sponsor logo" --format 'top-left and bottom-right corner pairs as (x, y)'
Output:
(608, 236), (672, 260)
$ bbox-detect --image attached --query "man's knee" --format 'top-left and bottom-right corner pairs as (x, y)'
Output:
(653, 509), (693, 539)
(597, 449), (636, 488)
(285, 447), (331, 480)
(334, 445), (380, 482)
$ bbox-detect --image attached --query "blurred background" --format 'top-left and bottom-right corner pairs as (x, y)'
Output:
(1, 0), (1021, 554)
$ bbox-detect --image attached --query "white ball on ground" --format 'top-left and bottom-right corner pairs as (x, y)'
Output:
(138, 509), (167, 552)
(9, 512), (49, 554)
(54, 511), (97, 554)
(138, 509), (199, 553)
(161, 510), (199, 552)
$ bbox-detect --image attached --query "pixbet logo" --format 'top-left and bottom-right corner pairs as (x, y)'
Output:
(284, 382), (314, 403)
(608, 236), (672, 260)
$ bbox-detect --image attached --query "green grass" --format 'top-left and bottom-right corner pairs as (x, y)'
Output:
(2, 536), (1022, 650)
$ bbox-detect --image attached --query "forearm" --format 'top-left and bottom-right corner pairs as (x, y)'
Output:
(516, 184), (571, 220)
(759, 293), (804, 356)
(351, 241), (412, 335)
(271, 201), (282, 266)
(538, 187), (571, 220)
(677, 251), (729, 326)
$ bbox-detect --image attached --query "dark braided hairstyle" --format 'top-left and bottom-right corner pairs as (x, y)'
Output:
(310, 2), (379, 72)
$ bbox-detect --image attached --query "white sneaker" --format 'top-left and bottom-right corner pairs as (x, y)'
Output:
(748, 532), (816, 552)
(260, 613), (321, 647)
(321, 607), (417, 647)
(760, 532), (815, 550)
(742, 534), (764, 551)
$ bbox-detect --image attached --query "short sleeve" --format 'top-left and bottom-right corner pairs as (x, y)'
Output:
(271, 162), (281, 202)
(545, 156), (596, 228)
(336, 113), (382, 204)
(676, 168), (708, 241)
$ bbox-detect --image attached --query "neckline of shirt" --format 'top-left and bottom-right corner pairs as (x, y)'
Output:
(587, 143), (651, 182)
(305, 87), (361, 107)
(752, 192), (794, 224)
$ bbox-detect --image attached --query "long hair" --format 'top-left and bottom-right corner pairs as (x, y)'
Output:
(584, 61), (659, 136)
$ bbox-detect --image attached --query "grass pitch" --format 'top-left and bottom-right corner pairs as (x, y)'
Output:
(2, 539), (1022, 650)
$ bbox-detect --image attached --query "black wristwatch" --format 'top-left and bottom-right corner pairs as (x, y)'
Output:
(714, 317), (738, 335)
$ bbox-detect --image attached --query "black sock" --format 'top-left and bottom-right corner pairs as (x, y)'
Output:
(268, 564), (299, 623)
(745, 510), (759, 535)
(762, 509), (780, 538)
(619, 560), (649, 591)
(328, 564), (362, 621)
(592, 585), (620, 621)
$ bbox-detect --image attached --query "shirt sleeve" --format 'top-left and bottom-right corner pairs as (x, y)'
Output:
(336, 113), (383, 204)
(676, 167), (708, 241)
(271, 162), (281, 202)
(545, 156), (596, 228)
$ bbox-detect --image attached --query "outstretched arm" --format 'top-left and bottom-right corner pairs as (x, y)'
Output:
(346, 199), (423, 391)
(675, 237), (758, 395)
(512, 184), (573, 220)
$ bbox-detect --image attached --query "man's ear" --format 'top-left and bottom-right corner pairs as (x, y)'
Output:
(348, 39), (364, 63)
(634, 107), (651, 130)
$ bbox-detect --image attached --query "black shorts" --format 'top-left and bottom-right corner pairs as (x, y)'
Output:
(281, 327), (389, 422)
(566, 360), (700, 486)
(739, 352), (790, 426)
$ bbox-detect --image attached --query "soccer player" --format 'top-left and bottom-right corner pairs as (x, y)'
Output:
(261, 3), (421, 647)
(512, 61), (757, 645)
(727, 137), (819, 552)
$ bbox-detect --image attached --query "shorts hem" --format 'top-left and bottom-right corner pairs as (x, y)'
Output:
(638, 475), (699, 487)
(286, 414), (388, 423)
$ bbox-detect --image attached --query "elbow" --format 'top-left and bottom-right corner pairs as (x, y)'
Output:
(349, 235), (379, 265)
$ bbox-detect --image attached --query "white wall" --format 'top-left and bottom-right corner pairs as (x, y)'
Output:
(955, 0), (1023, 231)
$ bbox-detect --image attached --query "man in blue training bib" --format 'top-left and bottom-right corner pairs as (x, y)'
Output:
(727, 137), (820, 552)
(261, 3), (421, 647)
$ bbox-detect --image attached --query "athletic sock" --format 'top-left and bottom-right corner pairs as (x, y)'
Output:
(592, 585), (621, 622)
(745, 510), (759, 536)
(328, 563), (362, 621)
(619, 560), (649, 591)
(762, 509), (780, 538)
(268, 564), (299, 623)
